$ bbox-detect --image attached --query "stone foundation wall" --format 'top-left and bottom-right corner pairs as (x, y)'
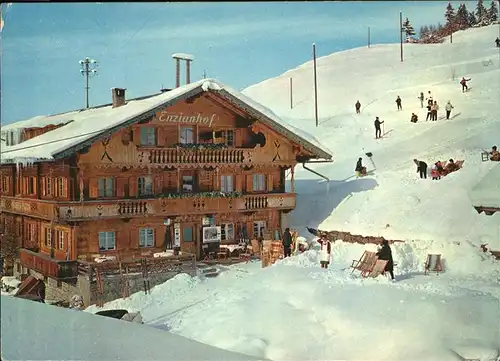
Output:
(319, 230), (405, 245)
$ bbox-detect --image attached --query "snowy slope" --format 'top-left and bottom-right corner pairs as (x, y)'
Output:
(242, 25), (500, 249)
(0, 295), (265, 361)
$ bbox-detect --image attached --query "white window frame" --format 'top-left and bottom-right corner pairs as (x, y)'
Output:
(98, 177), (115, 197)
(58, 230), (65, 250)
(99, 231), (116, 251)
(252, 174), (266, 192)
(28, 223), (37, 243)
(221, 223), (234, 241)
(55, 177), (65, 197)
(45, 177), (52, 196)
(220, 175), (234, 193)
(179, 126), (194, 144)
(140, 127), (156, 146)
(45, 228), (52, 248)
(139, 228), (155, 248)
(222, 130), (234, 146)
(137, 176), (153, 196)
(253, 221), (266, 238)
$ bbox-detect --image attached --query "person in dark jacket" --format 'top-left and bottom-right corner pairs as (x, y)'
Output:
(376, 240), (395, 281)
(413, 159), (428, 179)
(395, 96), (402, 111)
(496, 37), (500, 48)
(374, 117), (384, 139)
(355, 157), (364, 177)
(355, 100), (361, 114)
(282, 228), (293, 258)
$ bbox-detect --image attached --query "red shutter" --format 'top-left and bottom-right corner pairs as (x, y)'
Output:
(129, 176), (138, 197)
(157, 127), (165, 147)
(89, 178), (98, 198)
(41, 177), (46, 196)
(246, 174), (253, 193)
(154, 176), (163, 194)
(267, 174), (273, 192)
(116, 177), (127, 198)
(133, 127), (141, 146)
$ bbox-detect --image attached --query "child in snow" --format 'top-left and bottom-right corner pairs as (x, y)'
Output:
(460, 77), (471, 92)
(445, 100), (454, 119)
(317, 236), (332, 269)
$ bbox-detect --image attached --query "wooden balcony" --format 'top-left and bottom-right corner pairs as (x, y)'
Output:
(0, 197), (57, 221)
(139, 147), (253, 165)
(19, 248), (78, 280)
(57, 193), (296, 220)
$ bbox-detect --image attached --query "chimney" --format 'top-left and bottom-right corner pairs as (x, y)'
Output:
(111, 88), (126, 108)
(175, 58), (181, 88)
(186, 59), (191, 84)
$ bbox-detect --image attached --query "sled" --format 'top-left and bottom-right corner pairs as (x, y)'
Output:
(351, 251), (378, 277)
(424, 254), (443, 275)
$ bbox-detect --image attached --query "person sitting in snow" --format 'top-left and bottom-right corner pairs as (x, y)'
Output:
(355, 100), (361, 114)
(444, 159), (459, 174)
(431, 161), (444, 180)
(376, 240), (395, 281)
(410, 113), (418, 123)
(317, 236), (332, 269)
(460, 77), (471, 92)
(489, 145), (500, 161)
(355, 157), (367, 177)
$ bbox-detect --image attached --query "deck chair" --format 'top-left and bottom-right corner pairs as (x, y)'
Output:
(251, 239), (261, 258)
(367, 259), (388, 278)
(424, 254), (443, 275)
(351, 251), (378, 277)
(481, 151), (489, 162)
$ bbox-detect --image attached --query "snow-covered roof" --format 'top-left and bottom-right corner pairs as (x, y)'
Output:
(0, 78), (332, 164)
(1, 114), (76, 131)
(469, 164), (500, 209)
(172, 53), (195, 61)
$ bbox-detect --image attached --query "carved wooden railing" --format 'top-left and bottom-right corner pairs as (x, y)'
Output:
(0, 196), (57, 220)
(57, 193), (296, 220)
(20, 248), (78, 280)
(141, 148), (251, 165)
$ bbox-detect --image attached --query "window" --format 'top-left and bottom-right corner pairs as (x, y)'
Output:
(57, 230), (65, 250)
(252, 174), (266, 192)
(140, 127), (156, 146)
(220, 175), (234, 193)
(1, 175), (7, 193)
(182, 226), (193, 242)
(179, 126), (194, 144)
(221, 223), (234, 241)
(45, 177), (52, 196)
(182, 175), (193, 192)
(137, 176), (153, 196)
(253, 221), (266, 238)
(55, 177), (67, 197)
(222, 130), (234, 146)
(44, 228), (52, 248)
(27, 177), (36, 195)
(139, 228), (155, 248)
(27, 223), (37, 243)
(98, 177), (114, 197)
(98, 231), (116, 251)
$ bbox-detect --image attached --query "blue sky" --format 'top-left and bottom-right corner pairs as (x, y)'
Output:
(1, 1), (477, 124)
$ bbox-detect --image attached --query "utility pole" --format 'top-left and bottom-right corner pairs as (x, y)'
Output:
(400, 11), (404, 62)
(203, 69), (207, 79)
(79, 57), (98, 109)
(312, 43), (319, 127)
(368, 26), (371, 48)
(289, 77), (293, 109)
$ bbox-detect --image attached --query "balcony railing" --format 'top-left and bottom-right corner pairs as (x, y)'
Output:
(20, 248), (78, 280)
(139, 147), (253, 165)
(0, 197), (56, 221)
(57, 193), (296, 220)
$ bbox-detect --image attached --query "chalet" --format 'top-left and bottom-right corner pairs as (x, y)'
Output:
(0, 78), (332, 304)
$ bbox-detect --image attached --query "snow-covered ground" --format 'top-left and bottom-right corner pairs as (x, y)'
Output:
(244, 24), (500, 250)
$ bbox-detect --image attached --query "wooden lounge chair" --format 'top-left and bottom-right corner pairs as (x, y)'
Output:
(351, 251), (378, 278)
(367, 259), (388, 278)
(424, 254), (443, 275)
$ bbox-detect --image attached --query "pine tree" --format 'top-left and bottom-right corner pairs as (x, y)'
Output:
(445, 2), (456, 28)
(456, 3), (471, 29)
(475, 0), (489, 25)
(468, 10), (478, 26)
(489, 0), (498, 22)
(402, 17), (416, 37)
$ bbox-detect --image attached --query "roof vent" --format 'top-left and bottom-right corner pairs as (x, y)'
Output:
(111, 88), (126, 108)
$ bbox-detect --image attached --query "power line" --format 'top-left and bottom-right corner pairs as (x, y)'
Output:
(79, 57), (98, 109)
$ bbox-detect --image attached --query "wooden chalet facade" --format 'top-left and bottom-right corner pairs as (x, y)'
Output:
(0, 79), (332, 297)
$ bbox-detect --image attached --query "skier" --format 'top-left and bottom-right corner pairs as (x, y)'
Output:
(495, 37), (500, 48)
(445, 100), (454, 119)
(395, 96), (402, 111)
(374, 116), (384, 139)
(282, 228), (293, 258)
(460, 77), (471, 92)
(431, 101), (439, 121)
(426, 91), (433, 106)
(376, 240), (395, 281)
(418, 92), (424, 108)
(355, 157), (366, 177)
(425, 103), (432, 121)
(317, 236), (332, 269)
(413, 159), (428, 179)
(355, 100), (361, 114)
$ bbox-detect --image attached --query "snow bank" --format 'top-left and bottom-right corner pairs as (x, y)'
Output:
(469, 164), (500, 208)
(1, 295), (264, 361)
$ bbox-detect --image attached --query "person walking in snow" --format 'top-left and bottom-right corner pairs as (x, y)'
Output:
(282, 228), (293, 258)
(431, 101), (439, 121)
(374, 116), (384, 139)
(376, 240), (395, 281)
(395, 96), (402, 111)
(460, 77), (471, 92)
(418, 92), (424, 108)
(425, 103), (432, 121)
(317, 236), (332, 269)
(413, 159), (428, 179)
(495, 37), (500, 48)
(445, 100), (454, 119)
(355, 100), (361, 114)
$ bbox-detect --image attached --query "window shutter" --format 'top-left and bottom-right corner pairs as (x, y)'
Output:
(235, 174), (242, 192)
(116, 177), (127, 198)
(246, 174), (252, 193)
(41, 177), (46, 196)
(156, 127), (165, 147)
(267, 174), (273, 192)
(89, 178), (99, 198)
(129, 176), (138, 197)
(154, 176), (163, 194)
(62, 177), (68, 198)
(133, 127), (141, 146)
